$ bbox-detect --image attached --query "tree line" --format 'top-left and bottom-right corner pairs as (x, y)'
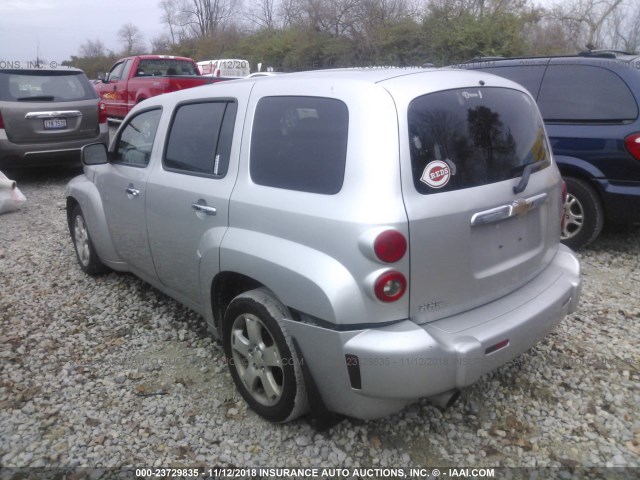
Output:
(63, 0), (640, 78)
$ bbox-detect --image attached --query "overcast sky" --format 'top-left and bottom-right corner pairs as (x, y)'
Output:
(0, 0), (165, 65)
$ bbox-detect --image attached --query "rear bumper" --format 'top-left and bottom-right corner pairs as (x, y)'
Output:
(284, 245), (581, 419)
(0, 125), (109, 168)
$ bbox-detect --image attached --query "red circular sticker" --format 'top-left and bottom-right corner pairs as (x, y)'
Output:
(420, 160), (451, 189)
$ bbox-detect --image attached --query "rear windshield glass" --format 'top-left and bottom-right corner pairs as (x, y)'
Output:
(408, 87), (550, 194)
(0, 70), (97, 102)
(136, 59), (199, 77)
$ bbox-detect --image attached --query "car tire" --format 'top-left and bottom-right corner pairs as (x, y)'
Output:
(70, 204), (107, 275)
(222, 288), (308, 423)
(561, 177), (604, 250)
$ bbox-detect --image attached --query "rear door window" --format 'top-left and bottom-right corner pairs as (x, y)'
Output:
(163, 101), (237, 177)
(538, 65), (638, 122)
(408, 87), (550, 194)
(250, 96), (349, 194)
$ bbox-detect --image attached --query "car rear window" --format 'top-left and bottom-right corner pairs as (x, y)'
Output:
(537, 64), (638, 122)
(136, 59), (199, 76)
(0, 70), (97, 102)
(408, 87), (550, 194)
(250, 96), (348, 194)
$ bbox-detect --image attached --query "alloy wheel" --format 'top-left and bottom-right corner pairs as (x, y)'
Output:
(562, 192), (584, 240)
(230, 313), (284, 406)
(73, 214), (91, 267)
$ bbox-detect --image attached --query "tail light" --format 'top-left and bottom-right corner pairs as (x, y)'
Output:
(363, 229), (408, 302)
(374, 230), (407, 263)
(624, 133), (640, 161)
(561, 179), (567, 231)
(98, 101), (107, 124)
(374, 271), (407, 302)
(0, 110), (4, 129)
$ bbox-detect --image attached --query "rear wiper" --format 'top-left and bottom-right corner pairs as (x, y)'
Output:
(16, 96), (55, 101)
(513, 160), (550, 194)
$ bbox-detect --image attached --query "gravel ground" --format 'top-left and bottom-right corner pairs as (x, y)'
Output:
(0, 167), (639, 472)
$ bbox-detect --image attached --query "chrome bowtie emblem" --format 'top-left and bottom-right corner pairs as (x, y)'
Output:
(511, 199), (533, 217)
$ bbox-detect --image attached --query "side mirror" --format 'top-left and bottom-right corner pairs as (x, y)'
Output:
(98, 72), (107, 83)
(82, 143), (108, 165)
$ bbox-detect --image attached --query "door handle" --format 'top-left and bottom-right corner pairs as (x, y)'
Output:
(192, 202), (217, 216)
(125, 187), (140, 197)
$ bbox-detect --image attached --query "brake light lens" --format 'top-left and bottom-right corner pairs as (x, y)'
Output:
(374, 230), (407, 263)
(98, 101), (107, 124)
(624, 133), (640, 161)
(0, 110), (4, 129)
(374, 271), (407, 302)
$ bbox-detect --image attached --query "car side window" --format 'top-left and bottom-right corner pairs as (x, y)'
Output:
(250, 96), (349, 194)
(113, 109), (162, 167)
(121, 59), (134, 80)
(163, 101), (238, 177)
(480, 65), (546, 97)
(108, 62), (125, 82)
(538, 65), (638, 122)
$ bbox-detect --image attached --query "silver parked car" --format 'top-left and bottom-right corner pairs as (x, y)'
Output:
(0, 67), (109, 168)
(65, 69), (581, 422)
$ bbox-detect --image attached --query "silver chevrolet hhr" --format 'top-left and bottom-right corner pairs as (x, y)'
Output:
(65, 68), (581, 422)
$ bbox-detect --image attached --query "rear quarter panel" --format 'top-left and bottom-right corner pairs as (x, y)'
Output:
(223, 76), (410, 326)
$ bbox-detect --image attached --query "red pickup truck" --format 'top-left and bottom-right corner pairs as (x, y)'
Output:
(95, 55), (220, 119)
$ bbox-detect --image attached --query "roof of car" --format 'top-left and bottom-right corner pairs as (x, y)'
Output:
(0, 66), (85, 73)
(129, 65), (531, 121)
(163, 67), (521, 95)
(237, 67), (440, 84)
(135, 55), (195, 62)
(459, 52), (640, 65)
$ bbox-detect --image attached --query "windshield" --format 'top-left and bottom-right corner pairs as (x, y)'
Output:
(408, 87), (550, 194)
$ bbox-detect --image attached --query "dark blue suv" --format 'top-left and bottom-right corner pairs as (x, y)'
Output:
(458, 52), (640, 249)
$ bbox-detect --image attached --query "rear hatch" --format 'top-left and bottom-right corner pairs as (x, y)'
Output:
(401, 85), (561, 324)
(0, 69), (100, 143)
